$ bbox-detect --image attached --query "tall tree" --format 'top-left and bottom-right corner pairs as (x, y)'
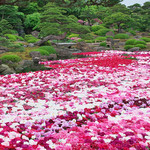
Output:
(38, 3), (90, 37)
(104, 12), (132, 33)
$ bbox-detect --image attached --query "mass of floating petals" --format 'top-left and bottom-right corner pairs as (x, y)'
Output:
(0, 50), (150, 149)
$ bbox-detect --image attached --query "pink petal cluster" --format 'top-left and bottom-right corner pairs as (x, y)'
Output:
(0, 50), (150, 149)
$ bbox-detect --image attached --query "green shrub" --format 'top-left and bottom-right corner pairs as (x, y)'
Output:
(4, 34), (17, 42)
(24, 34), (40, 43)
(125, 39), (137, 45)
(100, 42), (107, 47)
(95, 36), (106, 42)
(77, 39), (85, 42)
(33, 49), (49, 56)
(17, 36), (24, 41)
(79, 33), (94, 40)
(124, 45), (134, 50)
(85, 40), (94, 43)
(38, 46), (56, 54)
(8, 44), (25, 52)
(135, 40), (146, 45)
(135, 44), (146, 49)
(0, 55), (21, 63)
(91, 25), (106, 32)
(106, 35), (113, 39)
(68, 33), (79, 38)
(128, 30), (136, 36)
(114, 34), (129, 39)
(42, 41), (51, 46)
(95, 29), (113, 36)
(140, 37), (150, 42)
(0, 37), (11, 47)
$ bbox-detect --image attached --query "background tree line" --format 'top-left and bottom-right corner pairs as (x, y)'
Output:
(0, 0), (149, 37)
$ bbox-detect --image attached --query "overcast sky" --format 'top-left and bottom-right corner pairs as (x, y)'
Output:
(121, 0), (150, 6)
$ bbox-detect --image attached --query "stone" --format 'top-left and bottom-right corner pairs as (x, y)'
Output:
(33, 57), (41, 65)
(118, 42), (125, 46)
(0, 64), (15, 75)
(31, 31), (39, 38)
(29, 51), (41, 59)
(75, 42), (94, 52)
(106, 31), (114, 37)
(106, 38), (114, 48)
(134, 35), (142, 39)
(48, 54), (57, 60)
(128, 47), (140, 52)
(28, 43), (35, 47)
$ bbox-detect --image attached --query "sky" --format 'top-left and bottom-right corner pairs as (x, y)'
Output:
(121, 0), (150, 6)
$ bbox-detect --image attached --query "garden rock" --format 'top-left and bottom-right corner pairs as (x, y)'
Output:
(128, 47), (140, 52)
(106, 38), (114, 48)
(75, 42), (94, 52)
(28, 43), (35, 47)
(55, 47), (72, 59)
(0, 64), (15, 75)
(106, 31), (114, 37)
(134, 35), (142, 39)
(29, 51), (41, 59)
(31, 31), (39, 38)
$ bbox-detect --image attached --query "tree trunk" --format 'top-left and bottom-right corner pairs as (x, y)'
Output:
(34, 32), (67, 46)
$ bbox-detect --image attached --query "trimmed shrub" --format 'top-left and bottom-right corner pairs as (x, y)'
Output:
(95, 29), (112, 36)
(91, 25), (106, 32)
(135, 44), (146, 49)
(100, 42), (107, 47)
(0, 37), (11, 47)
(114, 34), (129, 39)
(68, 34), (79, 38)
(95, 37), (106, 42)
(0, 55), (21, 63)
(77, 39), (85, 42)
(4, 34), (17, 42)
(140, 37), (150, 42)
(17, 36), (24, 41)
(8, 44), (25, 52)
(33, 49), (49, 56)
(135, 40), (146, 45)
(106, 35), (113, 39)
(24, 34), (40, 43)
(128, 30), (136, 36)
(125, 39), (137, 45)
(85, 40), (94, 43)
(38, 46), (56, 54)
(79, 33), (94, 40)
(124, 45), (134, 50)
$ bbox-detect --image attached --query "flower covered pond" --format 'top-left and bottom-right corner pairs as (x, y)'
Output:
(0, 50), (150, 150)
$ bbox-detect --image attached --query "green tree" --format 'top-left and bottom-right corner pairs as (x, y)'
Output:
(39, 3), (90, 37)
(24, 12), (41, 32)
(80, 5), (98, 26)
(104, 12), (132, 33)
(0, 5), (24, 33)
(0, 19), (14, 35)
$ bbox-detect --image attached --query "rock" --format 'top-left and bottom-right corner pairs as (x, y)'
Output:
(0, 64), (15, 75)
(75, 42), (94, 52)
(141, 32), (149, 36)
(126, 32), (132, 36)
(29, 51), (41, 59)
(55, 48), (72, 59)
(28, 43), (35, 47)
(128, 47), (140, 52)
(31, 31), (39, 38)
(48, 54), (57, 60)
(16, 60), (34, 71)
(106, 31), (114, 37)
(106, 38), (114, 48)
(0, 46), (9, 53)
(33, 57), (41, 65)
(134, 35), (142, 39)
(94, 46), (107, 51)
(118, 42), (125, 46)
